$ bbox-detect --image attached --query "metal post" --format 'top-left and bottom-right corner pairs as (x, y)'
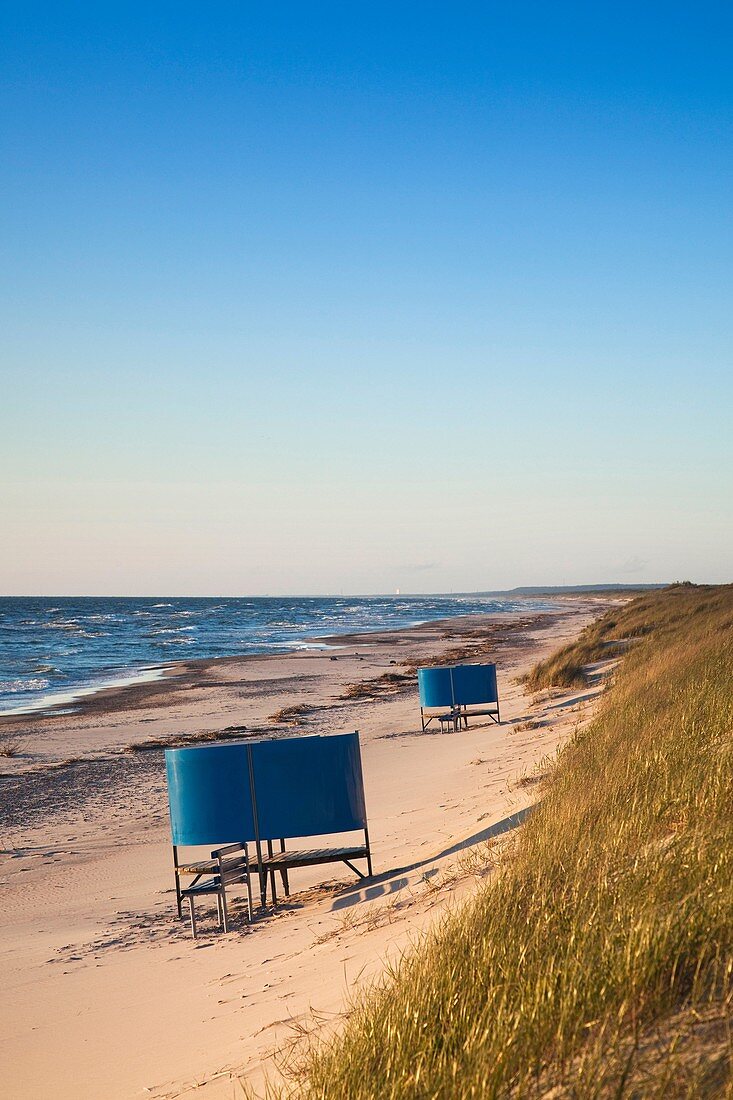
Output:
(354, 731), (373, 878)
(244, 842), (254, 923)
(449, 666), (459, 733)
(247, 746), (268, 909)
(173, 844), (182, 918)
(364, 825), (373, 877)
(279, 839), (290, 895)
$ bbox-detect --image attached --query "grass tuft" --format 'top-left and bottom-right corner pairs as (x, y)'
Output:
(0, 734), (24, 757)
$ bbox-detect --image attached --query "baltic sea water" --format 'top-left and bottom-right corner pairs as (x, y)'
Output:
(0, 594), (550, 714)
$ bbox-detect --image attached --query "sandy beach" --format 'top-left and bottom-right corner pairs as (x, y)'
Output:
(0, 596), (617, 1099)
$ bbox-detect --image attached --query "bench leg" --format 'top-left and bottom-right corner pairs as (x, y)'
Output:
(279, 839), (290, 896)
(267, 840), (278, 907)
(220, 887), (229, 933)
(188, 896), (197, 939)
(245, 868), (254, 923)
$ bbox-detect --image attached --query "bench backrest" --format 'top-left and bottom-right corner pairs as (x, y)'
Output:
(212, 843), (250, 884)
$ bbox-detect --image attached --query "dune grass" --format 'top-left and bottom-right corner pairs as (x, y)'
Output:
(520, 581), (706, 691)
(271, 584), (733, 1098)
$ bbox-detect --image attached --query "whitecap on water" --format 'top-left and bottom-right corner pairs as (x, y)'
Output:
(0, 677), (50, 694)
(143, 627), (194, 637)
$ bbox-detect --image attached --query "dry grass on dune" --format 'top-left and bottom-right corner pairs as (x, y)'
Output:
(264, 584), (733, 1099)
(520, 581), (720, 692)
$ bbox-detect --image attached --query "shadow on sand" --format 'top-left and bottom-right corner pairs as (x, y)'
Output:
(330, 804), (535, 911)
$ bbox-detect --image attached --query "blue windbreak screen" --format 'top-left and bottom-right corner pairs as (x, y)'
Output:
(250, 732), (367, 839)
(165, 742), (256, 846)
(418, 666), (454, 708)
(451, 663), (498, 706)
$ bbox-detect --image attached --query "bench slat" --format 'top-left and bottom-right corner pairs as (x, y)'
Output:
(260, 847), (368, 869)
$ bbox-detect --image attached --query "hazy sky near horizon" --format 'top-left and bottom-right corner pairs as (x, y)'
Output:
(2, 4), (732, 595)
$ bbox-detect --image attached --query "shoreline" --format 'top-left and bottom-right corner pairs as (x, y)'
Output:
(0, 664), (170, 719)
(0, 596), (562, 723)
(1, 593), (619, 1100)
(0, 603), (571, 784)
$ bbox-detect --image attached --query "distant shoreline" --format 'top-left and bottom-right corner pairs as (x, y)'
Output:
(0, 583), (667, 599)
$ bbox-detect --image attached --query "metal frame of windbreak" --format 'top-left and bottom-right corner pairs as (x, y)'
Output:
(171, 733), (373, 916)
(419, 666), (500, 733)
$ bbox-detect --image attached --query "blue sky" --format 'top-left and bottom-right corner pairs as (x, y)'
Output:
(2, 4), (731, 594)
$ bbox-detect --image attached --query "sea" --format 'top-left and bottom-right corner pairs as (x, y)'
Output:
(0, 594), (550, 716)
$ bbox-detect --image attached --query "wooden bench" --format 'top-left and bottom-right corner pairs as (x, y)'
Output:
(455, 702), (501, 729)
(257, 842), (372, 905)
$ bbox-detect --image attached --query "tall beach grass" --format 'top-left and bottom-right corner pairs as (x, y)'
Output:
(272, 584), (733, 1098)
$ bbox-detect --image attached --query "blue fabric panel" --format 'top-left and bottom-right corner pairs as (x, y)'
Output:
(418, 666), (455, 708)
(250, 732), (367, 839)
(451, 663), (498, 706)
(165, 742), (256, 845)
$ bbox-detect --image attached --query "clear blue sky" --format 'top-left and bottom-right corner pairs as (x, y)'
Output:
(2, 3), (731, 594)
